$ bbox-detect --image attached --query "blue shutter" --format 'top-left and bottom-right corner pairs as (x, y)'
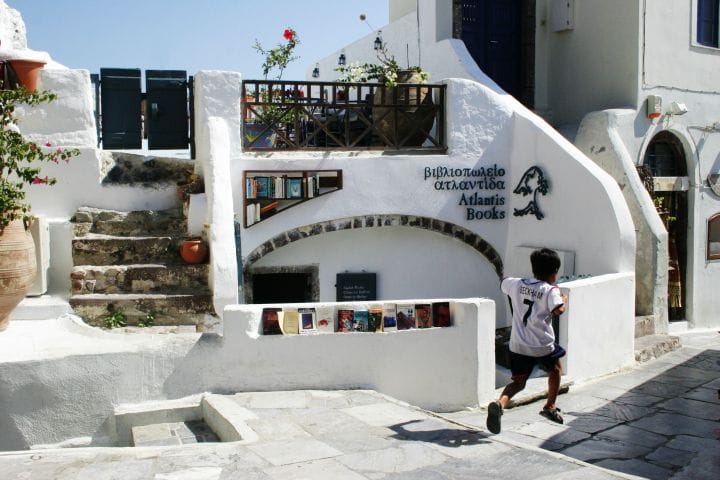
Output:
(698, 0), (719, 47)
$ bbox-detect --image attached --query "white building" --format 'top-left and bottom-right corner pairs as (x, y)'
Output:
(317, 0), (720, 334)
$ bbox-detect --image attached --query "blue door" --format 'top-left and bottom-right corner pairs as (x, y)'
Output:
(461, 0), (523, 100)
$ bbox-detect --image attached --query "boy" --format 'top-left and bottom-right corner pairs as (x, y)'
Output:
(486, 248), (567, 434)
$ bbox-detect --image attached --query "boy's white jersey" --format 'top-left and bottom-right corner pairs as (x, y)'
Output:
(501, 277), (564, 357)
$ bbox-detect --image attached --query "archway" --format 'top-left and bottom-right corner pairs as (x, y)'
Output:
(643, 131), (689, 321)
(242, 214), (504, 303)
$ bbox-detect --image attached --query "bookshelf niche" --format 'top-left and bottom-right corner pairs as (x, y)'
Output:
(244, 169), (343, 227)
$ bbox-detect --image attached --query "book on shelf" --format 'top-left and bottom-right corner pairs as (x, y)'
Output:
(287, 178), (303, 199)
(415, 304), (432, 328)
(260, 201), (279, 215)
(262, 308), (283, 335)
(255, 176), (271, 198)
(337, 309), (354, 333)
(368, 307), (383, 332)
(396, 304), (416, 330)
(281, 309), (300, 335)
(315, 305), (335, 333)
(432, 302), (452, 327)
(298, 307), (316, 334)
(354, 309), (369, 332)
(382, 304), (397, 331)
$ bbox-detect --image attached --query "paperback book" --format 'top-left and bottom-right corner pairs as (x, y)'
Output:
(354, 309), (369, 332)
(281, 309), (299, 335)
(368, 307), (383, 332)
(415, 304), (432, 328)
(382, 304), (397, 331)
(298, 308), (316, 334)
(432, 302), (452, 327)
(315, 305), (335, 333)
(396, 304), (416, 330)
(337, 309), (355, 333)
(262, 308), (282, 335)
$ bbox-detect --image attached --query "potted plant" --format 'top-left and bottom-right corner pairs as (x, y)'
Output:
(335, 46), (433, 147)
(0, 85), (80, 331)
(244, 28), (300, 148)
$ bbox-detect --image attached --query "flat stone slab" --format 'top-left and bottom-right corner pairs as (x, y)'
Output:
(248, 438), (343, 466)
(560, 437), (652, 462)
(595, 424), (668, 448)
(594, 458), (673, 480)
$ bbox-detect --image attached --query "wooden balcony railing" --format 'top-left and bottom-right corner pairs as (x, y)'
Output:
(242, 80), (446, 152)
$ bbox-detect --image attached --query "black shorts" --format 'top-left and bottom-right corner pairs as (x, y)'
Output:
(510, 344), (566, 378)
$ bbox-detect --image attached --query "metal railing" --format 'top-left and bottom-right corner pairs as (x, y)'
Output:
(242, 80), (446, 151)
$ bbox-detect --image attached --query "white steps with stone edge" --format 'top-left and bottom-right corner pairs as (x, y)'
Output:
(634, 315), (681, 363)
(69, 207), (215, 329)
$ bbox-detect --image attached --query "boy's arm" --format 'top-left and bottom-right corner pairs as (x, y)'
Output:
(549, 289), (567, 315)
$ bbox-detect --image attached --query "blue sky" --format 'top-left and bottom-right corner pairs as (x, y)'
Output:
(14, 0), (388, 80)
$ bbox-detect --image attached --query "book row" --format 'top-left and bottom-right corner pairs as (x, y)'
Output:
(262, 302), (452, 335)
(246, 174), (321, 200)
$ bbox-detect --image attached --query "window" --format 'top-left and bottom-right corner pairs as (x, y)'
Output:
(698, 0), (719, 47)
(708, 213), (720, 260)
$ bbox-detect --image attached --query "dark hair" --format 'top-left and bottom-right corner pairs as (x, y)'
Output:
(531, 248), (561, 281)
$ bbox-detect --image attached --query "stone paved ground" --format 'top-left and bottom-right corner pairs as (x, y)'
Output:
(0, 331), (716, 479)
(0, 390), (626, 480)
(444, 330), (720, 480)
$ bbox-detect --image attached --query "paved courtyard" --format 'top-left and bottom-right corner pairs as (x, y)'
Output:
(0, 331), (717, 479)
(446, 330), (720, 480)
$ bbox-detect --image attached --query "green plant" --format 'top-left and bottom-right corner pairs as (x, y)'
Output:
(253, 28), (300, 80)
(103, 305), (126, 329)
(250, 28), (301, 126)
(0, 85), (81, 229)
(138, 309), (157, 328)
(335, 45), (429, 87)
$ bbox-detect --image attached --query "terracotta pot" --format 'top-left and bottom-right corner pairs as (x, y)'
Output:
(180, 239), (208, 264)
(9, 59), (46, 92)
(0, 219), (37, 331)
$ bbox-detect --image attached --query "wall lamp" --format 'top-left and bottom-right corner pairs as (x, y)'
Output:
(374, 31), (383, 50)
(312, 63), (320, 78)
(338, 50), (346, 66)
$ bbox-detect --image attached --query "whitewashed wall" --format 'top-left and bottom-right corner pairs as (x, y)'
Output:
(534, 0), (640, 126)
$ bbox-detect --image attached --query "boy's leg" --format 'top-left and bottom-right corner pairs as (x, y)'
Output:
(487, 353), (534, 434)
(544, 360), (562, 410)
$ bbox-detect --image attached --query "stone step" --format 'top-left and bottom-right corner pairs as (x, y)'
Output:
(72, 207), (187, 237)
(71, 264), (210, 295)
(635, 315), (655, 338)
(72, 235), (193, 266)
(634, 334), (682, 363)
(69, 293), (215, 327)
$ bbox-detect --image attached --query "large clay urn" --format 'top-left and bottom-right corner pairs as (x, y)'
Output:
(0, 219), (37, 331)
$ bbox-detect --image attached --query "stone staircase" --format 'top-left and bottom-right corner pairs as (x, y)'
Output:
(634, 314), (681, 362)
(69, 207), (215, 329)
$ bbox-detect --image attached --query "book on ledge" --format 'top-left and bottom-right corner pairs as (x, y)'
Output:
(415, 304), (432, 328)
(315, 305), (335, 333)
(396, 304), (416, 330)
(383, 304), (397, 331)
(354, 309), (369, 332)
(281, 309), (299, 335)
(262, 308), (282, 335)
(368, 307), (383, 332)
(337, 309), (354, 333)
(432, 302), (452, 327)
(299, 307), (316, 334)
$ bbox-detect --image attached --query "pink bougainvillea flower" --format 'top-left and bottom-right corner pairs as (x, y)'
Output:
(32, 176), (49, 184)
(56, 148), (63, 154)
(45, 142), (52, 147)
(29, 143), (36, 151)
(283, 29), (295, 41)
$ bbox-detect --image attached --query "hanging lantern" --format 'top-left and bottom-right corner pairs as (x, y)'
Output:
(374, 31), (383, 50)
(312, 63), (320, 78)
(338, 51), (347, 66)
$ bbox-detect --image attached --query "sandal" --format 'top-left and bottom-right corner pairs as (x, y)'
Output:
(540, 406), (563, 424)
(486, 401), (503, 434)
